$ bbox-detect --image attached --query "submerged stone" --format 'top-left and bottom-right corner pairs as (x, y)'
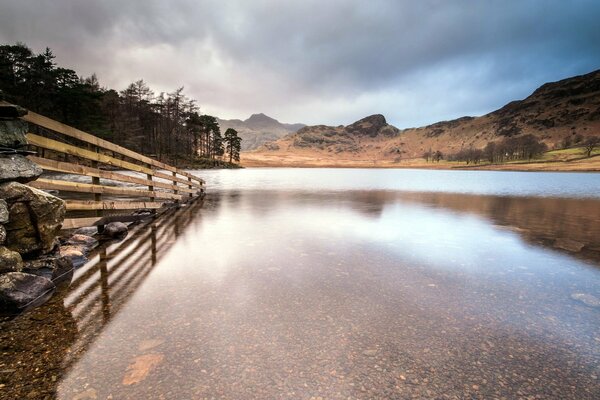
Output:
(66, 234), (98, 249)
(23, 255), (73, 283)
(570, 293), (600, 308)
(0, 272), (55, 313)
(59, 245), (87, 268)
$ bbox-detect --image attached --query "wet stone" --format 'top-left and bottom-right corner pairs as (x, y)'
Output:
(23, 255), (73, 283)
(0, 246), (23, 273)
(104, 222), (128, 238)
(66, 234), (98, 249)
(58, 245), (87, 268)
(0, 272), (55, 313)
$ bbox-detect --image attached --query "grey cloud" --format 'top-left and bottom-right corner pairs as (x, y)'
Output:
(0, 0), (599, 127)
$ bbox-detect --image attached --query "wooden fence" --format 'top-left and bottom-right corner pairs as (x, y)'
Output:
(8, 105), (204, 229)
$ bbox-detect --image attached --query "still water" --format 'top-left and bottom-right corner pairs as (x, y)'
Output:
(2, 168), (600, 399)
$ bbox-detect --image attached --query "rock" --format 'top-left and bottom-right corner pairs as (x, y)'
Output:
(104, 222), (128, 238)
(554, 238), (585, 252)
(0, 199), (8, 223)
(0, 246), (23, 273)
(0, 182), (65, 255)
(571, 293), (600, 307)
(0, 155), (43, 183)
(74, 226), (98, 236)
(58, 245), (87, 268)
(0, 272), (55, 314)
(0, 119), (28, 148)
(66, 234), (98, 249)
(23, 255), (73, 283)
(0, 225), (6, 244)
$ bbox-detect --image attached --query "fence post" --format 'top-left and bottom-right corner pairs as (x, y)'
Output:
(90, 144), (102, 218)
(188, 176), (193, 199)
(172, 171), (178, 197)
(147, 170), (154, 202)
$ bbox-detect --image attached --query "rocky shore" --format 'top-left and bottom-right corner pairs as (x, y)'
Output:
(0, 104), (129, 315)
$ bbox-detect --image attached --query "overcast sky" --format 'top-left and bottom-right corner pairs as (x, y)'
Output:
(1, 0), (599, 127)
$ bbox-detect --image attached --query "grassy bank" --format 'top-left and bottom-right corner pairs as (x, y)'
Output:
(241, 146), (600, 171)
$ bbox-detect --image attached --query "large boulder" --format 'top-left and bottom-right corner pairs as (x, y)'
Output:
(0, 182), (65, 256)
(0, 272), (55, 314)
(0, 246), (23, 273)
(0, 154), (43, 183)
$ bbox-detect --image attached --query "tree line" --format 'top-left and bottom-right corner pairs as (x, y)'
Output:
(0, 43), (241, 166)
(447, 135), (548, 164)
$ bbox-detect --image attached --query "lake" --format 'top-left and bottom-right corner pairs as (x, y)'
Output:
(2, 168), (600, 399)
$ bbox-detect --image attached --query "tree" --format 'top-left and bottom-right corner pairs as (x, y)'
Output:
(583, 136), (599, 157)
(224, 128), (242, 163)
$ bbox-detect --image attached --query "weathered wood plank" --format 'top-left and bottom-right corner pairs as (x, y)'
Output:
(22, 110), (204, 184)
(66, 200), (166, 211)
(28, 133), (153, 173)
(27, 134), (201, 188)
(29, 157), (199, 194)
(30, 179), (183, 200)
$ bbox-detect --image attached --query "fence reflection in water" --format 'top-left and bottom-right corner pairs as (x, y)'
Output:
(0, 197), (203, 399)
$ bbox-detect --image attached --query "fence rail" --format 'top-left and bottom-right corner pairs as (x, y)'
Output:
(4, 103), (205, 229)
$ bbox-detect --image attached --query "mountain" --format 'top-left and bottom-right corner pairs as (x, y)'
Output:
(217, 113), (305, 150)
(248, 69), (600, 164)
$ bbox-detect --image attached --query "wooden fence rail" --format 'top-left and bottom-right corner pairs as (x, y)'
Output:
(3, 103), (205, 229)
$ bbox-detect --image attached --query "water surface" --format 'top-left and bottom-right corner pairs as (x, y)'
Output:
(1, 168), (599, 399)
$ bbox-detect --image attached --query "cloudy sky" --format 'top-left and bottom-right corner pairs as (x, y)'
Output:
(1, 0), (599, 127)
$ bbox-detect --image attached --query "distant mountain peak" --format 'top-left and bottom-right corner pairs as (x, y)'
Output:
(246, 113), (277, 123)
(217, 113), (306, 151)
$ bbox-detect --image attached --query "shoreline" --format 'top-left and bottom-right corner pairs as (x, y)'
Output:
(241, 154), (600, 172)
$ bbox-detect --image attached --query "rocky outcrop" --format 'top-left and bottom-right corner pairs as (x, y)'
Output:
(277, 114), (400, 152)
(0, 181), (65, 256)
(0, 272), (55, 313)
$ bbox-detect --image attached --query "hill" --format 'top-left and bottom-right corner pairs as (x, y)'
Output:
(217, 113), (305, 150)
(245, 69), (600, 167)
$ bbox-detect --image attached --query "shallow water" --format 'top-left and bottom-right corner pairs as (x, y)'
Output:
(1, 168), (600, 399)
